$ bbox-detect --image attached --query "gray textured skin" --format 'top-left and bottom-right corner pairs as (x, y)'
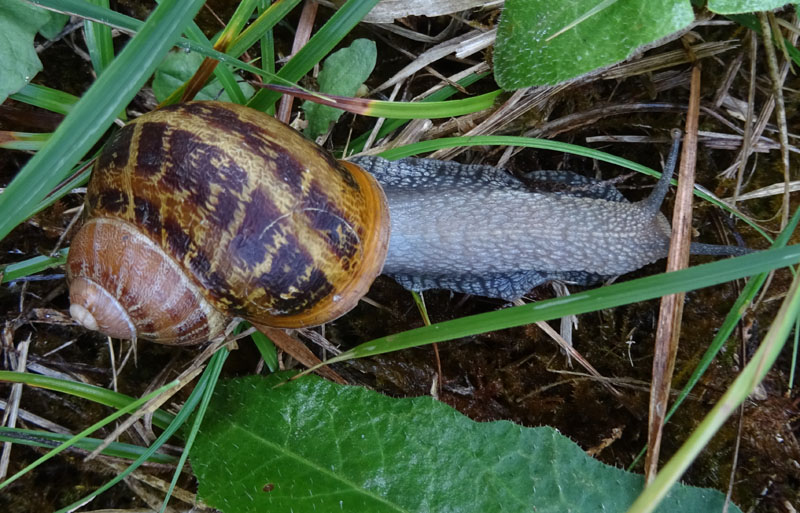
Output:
(349, 150), (747, 301)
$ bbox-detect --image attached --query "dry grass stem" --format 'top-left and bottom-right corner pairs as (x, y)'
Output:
(534, 320), (622, 399)
(758, 12), (792, 229)
(85, 366), (204, 462)
(413, 61), (490, 100)
(255, 325), (347, 384)
(432, 83), (574, 161)
(372, 29), (484, 93)
(645, 68), (701, 483)
(0, 398), (72, 434)
(0, 334), (30, 480)
(277, 0), (319, 124)
(600, 41), (739, 80)
(454, 28), (496, 59)
(368, 21), (451, 44)
(712, 51), (743, 108)
(297, 327), (342, 356)
(732, 32), (758, 204)
(110, 463), (199, 508)
(726, 180), (800, 202)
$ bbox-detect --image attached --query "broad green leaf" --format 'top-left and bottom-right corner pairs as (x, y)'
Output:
(708, 0), (794, 13)
(152, 50), (254, 103)
(303, 38), (377, 138)
(0, 0), (51, 103)
(494, 0), (695, 88)
(38, 10), (68, 39)
(193, 374), (740, 513)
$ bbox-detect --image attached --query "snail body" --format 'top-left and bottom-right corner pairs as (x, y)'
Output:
(67, 101), (747, 344)
(354, 157), (676, 300)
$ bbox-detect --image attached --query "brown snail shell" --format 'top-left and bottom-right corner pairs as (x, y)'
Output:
(67, 101), (390, 345)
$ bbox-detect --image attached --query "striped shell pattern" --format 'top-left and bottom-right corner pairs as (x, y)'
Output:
(67, 101), (390, 345)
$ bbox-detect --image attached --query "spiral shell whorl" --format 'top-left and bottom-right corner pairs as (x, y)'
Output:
(69, 101), (389, 342)
(67, 218), (227, 344)
(69, 277), (135, 340)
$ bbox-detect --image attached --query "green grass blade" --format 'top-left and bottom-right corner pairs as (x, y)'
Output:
(219, 0), (260, 44)
(160, 348), (228, 513)
(628, 205), (800, 471)
(179, 22), (248, 104)
(0, 371), (174, 429)
(259, 2), (276, 76)
(152, 0), (263, 105)
(30, 0), (141, 31)
(247, 0), (381, 110)
(1, 249), (67, 283)
(0, 427), (178, 464)
(251, 328), (279, 372)
(0, 131), (50, 151)
(229, 0), (301, 58)
(318, 245), (800, 367)
(281, 87), (503, 118)
(258, 1), (277, 115)
(52, 349), (228, 512)
(32, 163), (93, 214)
(210, 64), (248, 104)
(176, 0), (259, 104)
(0, 381), (179, 491)
(28, 0), (280, 82)
(0, 0), (208, 242)
(84, 0), (115, 76)
(626, 270), (800, 513)
(9, 83), (78, 114)
(346, 71), (489, 154)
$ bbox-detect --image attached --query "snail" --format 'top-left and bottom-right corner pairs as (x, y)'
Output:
(66, 101), (749, 345)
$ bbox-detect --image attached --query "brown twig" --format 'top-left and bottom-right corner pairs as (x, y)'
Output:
(534, 320), (623, 399)
(759, 12), (792, 230)
(644, 64), (701, 483)
(277, 0), (319, 124)
(732, 31), (757, 205)
(0, 334), (31, 480)
(255, 325), (347, 384)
